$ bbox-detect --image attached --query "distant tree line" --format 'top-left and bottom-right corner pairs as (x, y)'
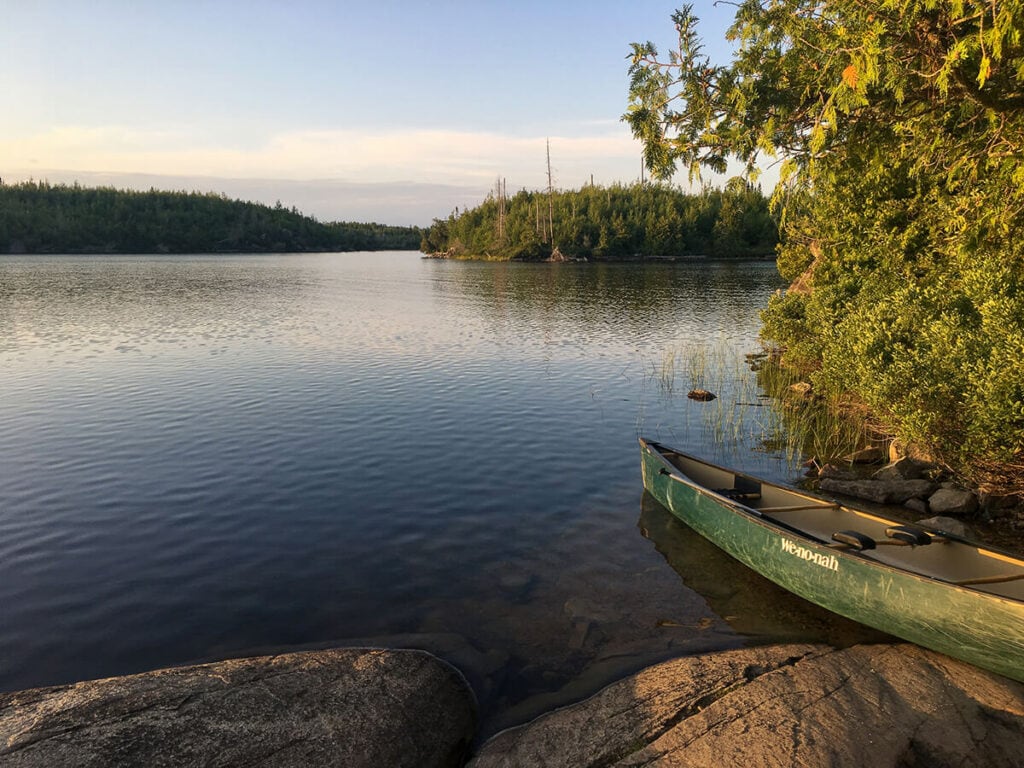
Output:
(420, 180), (778, 261)
(0, 181), (421, 253)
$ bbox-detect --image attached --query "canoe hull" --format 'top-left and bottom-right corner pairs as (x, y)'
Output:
(640, 440), (1024, 682)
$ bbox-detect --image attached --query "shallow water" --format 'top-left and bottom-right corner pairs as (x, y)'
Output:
(0, 252), (881, 734)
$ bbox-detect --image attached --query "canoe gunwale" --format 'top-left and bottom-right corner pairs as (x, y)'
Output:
(640, 437), (1024, 606)
(640, 437), (1024, 682)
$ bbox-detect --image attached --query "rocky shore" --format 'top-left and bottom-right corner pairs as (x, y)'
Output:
(470, 643), (1024, 767)
(780, 378), (1024, 534)
(0, 648), (476, 767)
(3, 642), (1023, 767)
(797, 450), (1024, 552)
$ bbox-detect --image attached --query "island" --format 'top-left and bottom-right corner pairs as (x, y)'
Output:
(419, 180), (778, 262)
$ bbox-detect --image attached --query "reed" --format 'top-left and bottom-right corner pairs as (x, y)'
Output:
(650, 342), (877, 467)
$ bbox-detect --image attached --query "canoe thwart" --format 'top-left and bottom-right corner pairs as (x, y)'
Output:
(831, 530), (877, 551)
(886, 525), (932, 547)
(758, 503), (841, 513)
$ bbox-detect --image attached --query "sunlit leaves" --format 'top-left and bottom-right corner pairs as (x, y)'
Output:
(625, 1), (1024, 491)
(841, 64), (859, 89)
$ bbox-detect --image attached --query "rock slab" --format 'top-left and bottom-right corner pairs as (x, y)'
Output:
(470, 643), (1024, 768)
(819, 477), (937, 504)
(0, 648), (476, 768)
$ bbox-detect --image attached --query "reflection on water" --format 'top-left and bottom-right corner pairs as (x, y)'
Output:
(638, 494), (891, 648)
(0, 252), (858, 738)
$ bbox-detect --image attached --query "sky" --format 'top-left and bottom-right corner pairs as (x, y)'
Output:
(1, 1), (742, 225)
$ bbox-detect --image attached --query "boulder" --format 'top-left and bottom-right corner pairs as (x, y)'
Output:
(0, 648), (476, 768)
(470, 644), (1024, 768)
(915, 515), (976, 538)
(929, 488), (979, 516)
(903, 497), (930, 515)
(819, 477), (937, 504)
(872, 457), (929, 482)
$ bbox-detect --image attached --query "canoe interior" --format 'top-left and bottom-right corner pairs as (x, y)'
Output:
(653, 445), (1024, 603)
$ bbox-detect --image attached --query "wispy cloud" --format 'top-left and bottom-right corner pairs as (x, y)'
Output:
(3, 125), (645, 189)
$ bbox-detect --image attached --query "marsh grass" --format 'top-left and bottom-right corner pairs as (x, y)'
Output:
(649, 342), (878, 467)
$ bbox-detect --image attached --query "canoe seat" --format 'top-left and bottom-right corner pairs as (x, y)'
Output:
(885, 525), (932, 546)
(831, 530), (876, 551)
(713, 488), (761, 502)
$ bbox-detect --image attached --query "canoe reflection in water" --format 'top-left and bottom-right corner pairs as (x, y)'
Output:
(639, 493), (890, 648)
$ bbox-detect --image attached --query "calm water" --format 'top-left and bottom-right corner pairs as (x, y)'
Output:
(0, 252), (880, 735)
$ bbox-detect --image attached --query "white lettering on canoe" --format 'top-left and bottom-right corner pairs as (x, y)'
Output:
(780, 538), (839, 572)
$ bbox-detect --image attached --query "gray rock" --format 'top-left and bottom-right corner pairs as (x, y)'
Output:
(819, 477), (937, 504)
(873, 456), (929, 481)
(470, 644), (1024, 768)
(904, 497), (930, 515)
(929, 488), (979, 516)
(818, 463), (860, 481)
(916, 515), (976, 538)
(0, 648), (476, 768)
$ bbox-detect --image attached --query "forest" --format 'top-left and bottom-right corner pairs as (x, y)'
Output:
(0, 181), (422, 253)
(419, 180), (778, 261)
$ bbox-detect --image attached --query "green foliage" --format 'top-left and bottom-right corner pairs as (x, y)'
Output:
(419, 182), (777, 261)
(0, 181), (421, 253)
(627, 2), (1024, 493)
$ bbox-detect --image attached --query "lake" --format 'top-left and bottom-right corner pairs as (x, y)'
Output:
(0, 252), (882, 736)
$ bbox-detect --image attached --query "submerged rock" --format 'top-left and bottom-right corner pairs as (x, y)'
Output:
(686, 389), (717, 401)
(0, 648), (477, 768)
(469, 644), (1024, 768)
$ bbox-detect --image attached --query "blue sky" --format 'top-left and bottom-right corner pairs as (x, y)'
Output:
(2, 1), (740, 224)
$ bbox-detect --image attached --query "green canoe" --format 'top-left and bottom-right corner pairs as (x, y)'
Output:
(640, 437), (1024, 682)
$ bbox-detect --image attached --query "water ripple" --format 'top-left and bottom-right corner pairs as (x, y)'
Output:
(0, 253), (839, 736)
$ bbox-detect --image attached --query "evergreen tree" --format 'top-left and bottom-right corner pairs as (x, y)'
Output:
(0, 183), (422, 254)
(420, 182), (777, 261)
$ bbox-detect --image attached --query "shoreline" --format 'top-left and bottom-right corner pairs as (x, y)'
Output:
(4, 642), (1022, 767)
